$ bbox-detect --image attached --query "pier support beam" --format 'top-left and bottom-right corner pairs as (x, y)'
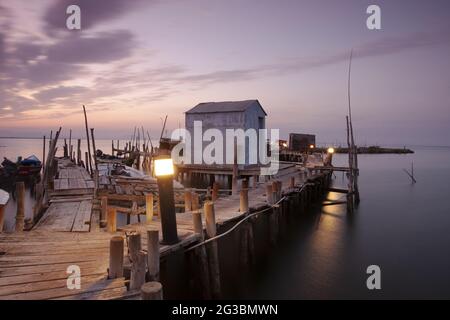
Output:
(147, 230), (160, 281)
(204, 201), (221, 299)
(141, 282), (163, 300)
(109, 236), (124, 279)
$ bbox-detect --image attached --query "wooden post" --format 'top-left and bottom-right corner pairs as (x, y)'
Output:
(63, 138), (68, 158)
(141, 282), (163, 300)
(128, 232), (142, 263)
(204, 201), (216, 238)
(191, 192), (200, 211)
(77, 139), (81, 165)
(90, 128), (99, 172)
(266, 184), (273, 204)
(212, 182), (219, 201)
(147, 230), (160, 281)
(204, 201), (221, 299)
(252, 175), (258, 188)
(42, 136), (46, 175)
(240, 189), (249, 213)
(290, 176), (295, 188)
(146, 193), (154, 223)
(100, 196), (107, 223)
(0, 205), (4, 233)
(83, 105), (93, 175)
(184, 189), (192, 212)
(107, 207), (117, 232)
(232, 140), (238, 195)
(15, 182), (25, 232)
(192, 210), (204, 241)
(84, 152), (89, 173)
(130, 251), (147, 291)
(271, 181), (277, 202)
(109, 236), (124, 279)
(69, 129), (72, 161)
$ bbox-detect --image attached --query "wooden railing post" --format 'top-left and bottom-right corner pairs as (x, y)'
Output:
(184, 189), (192, 212)
(109, 236), (124, 279)
(107, 207), (117, 232)
(15, 182), (25, 232)
(146, 193), (154, 223)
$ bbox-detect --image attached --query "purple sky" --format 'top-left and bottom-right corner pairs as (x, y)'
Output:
(0, 0), (449, 146)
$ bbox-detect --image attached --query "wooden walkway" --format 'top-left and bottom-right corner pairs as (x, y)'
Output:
(0, 156), (331, 300)
(33, 158), (95, 232)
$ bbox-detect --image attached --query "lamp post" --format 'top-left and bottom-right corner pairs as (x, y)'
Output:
(154, 155), (179, 245)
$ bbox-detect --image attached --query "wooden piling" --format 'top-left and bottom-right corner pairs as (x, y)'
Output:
(128, 232), (142, 263)
(192, 210), (204, 241)
(108, 236), (124, 279)
(130, 251), (147, 291)
(145, 193), (154, 223)
(240, 189), (249, 213)
(212, 182), (219, 201)
(290, 176), (295, 188)
(266, 184), (273, 204)
(141, 282), (163, 300)
(204, 201), (221, 299)
(107, 207), (117, 232)
(77, 139), (81, 165)
(82, 105), (93, 175)
(100, 196), (107, 224)
(191, 192), (200, 211)
(184, 189), (192, 212)
(147, 230), (160, 281)
(15, 182), (25, 232)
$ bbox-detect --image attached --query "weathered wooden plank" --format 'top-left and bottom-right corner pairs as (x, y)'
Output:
(71, 200), (92, 232)
(59, 178), (69, 190)
(0, 274), (107, 296)
(0, 277), (126, 300)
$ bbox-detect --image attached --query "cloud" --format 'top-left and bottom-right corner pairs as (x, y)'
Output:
(33, 85), (89, 104)
(176, 28), (450, 85)
(44, 0), (148, 33)
(47, 30), (135, 64)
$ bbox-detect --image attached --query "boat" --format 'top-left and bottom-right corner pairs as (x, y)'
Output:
(17, 155), (42, 176)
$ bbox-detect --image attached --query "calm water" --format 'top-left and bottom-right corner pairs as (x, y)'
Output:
(244, 147), (450, 299)
(2, 139), (450, 298)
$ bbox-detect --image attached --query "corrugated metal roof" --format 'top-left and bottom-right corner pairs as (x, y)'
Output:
(186, 100), (267, 115)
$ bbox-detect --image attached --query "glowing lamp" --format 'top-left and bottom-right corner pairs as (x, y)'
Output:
(327, 147), (335, 154)
(154, 155), (179, 244)
(154, 158), (174, 177)
(309, 144), (315, 149)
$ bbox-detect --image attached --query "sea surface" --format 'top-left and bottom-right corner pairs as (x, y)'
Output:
(1, 138), (450, 299)
(242, 146), (450, 299)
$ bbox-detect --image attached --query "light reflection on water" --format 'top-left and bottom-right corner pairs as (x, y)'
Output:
(244, 147), (450, 299)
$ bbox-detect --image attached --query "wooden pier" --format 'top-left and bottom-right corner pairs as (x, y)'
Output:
(0, 151), (334, 300)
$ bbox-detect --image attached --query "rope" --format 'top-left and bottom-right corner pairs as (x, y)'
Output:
(185, 182), (314, 252)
